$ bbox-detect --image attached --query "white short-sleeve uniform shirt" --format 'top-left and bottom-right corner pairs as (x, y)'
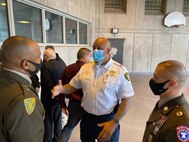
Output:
(70, 59), (134, 115)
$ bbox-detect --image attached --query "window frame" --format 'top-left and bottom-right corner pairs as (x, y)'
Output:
(12, 0), (43, 43)
(104, 0), (127, 13)
(145, 0), (167, 15)
(183, 0), (189, 16)
(0, 0), (10, 42)
(0, 0), (90, 46)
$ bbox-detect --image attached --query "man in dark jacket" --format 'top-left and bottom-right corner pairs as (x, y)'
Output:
(45, 45), (66, 67)
(41, 48), (66, 142)
(0, 36), (45, 142)
(143, 60), (189, 142)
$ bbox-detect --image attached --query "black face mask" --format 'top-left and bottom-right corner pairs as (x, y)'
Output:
(149, 79), (170, 95)
(26, 60), (42, 76)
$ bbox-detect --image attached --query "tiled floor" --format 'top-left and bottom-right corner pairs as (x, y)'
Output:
(68, 75), (189, 142)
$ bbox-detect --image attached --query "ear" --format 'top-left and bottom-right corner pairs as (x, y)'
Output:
(169, 80), (177, 87)
(107, 47), (111, 54)
(21, 60), (29, 70)
(83, 55), (88, 62)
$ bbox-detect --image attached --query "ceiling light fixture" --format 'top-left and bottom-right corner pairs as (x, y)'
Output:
(18, 20), (30, 24)
(1, 3), (6, 6)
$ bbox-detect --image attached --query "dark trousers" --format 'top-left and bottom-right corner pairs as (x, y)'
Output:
(43, 101), (62, 142)
(80, 109), (120, 142)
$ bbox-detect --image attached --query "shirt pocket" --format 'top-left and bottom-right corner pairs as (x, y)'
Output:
(104, 75), (120, 93)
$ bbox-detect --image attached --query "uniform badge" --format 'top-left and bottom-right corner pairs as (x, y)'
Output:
(163, 106), (168, 112)
(176, 125), (189, 142)
(24, 98), (36, 115)
(124, 72), (130, 81)
(109, 70), (116, 76)
(153, 115), (167, 135)
(176, 111), (183, 117)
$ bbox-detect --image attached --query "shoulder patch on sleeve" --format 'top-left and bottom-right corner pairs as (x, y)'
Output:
(176, 125), (189, 142)
(24, 98), (36, 115)
(124, 72), (131, 81)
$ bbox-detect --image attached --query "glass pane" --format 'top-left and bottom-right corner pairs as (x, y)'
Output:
(45, 12), (63, 43)
(145, 0), (162, 11)
(13, 1), (42, 43)
(105, 0), (123, 9)
(65, 18), (77, 44)
(184, 0), (189, 12)
(79, 23), (87, 44)
(0, 0), (9, 42)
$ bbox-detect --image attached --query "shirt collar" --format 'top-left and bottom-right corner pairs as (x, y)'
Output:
(3, 67), (31, 84)
(76, 60), (86, 64)
(93, 58), (113, 70)
(158, 93), (183, 108)
(103, 58), (113, 69)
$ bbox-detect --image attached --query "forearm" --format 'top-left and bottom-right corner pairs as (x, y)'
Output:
(114, 97), (131, 121)
(51, 81), (77, 98)
(61, 84), (77, 95)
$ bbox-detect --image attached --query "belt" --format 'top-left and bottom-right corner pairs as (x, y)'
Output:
(82, 108), (115, 119)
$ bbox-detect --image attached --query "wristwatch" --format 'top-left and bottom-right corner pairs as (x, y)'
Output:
(113, 117), (119, 124)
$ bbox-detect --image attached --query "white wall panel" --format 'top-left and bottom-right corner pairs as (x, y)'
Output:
(116, 33), (134, 72)
(133, 34), (153, 72)
(170, 34), (189, 65)
(151, 34), (171, 71)
(135, 0), (154, 30)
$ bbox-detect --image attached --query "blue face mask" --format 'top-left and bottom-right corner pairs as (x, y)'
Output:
(93, 49), (104, 61)
(93, 49), (104, 66)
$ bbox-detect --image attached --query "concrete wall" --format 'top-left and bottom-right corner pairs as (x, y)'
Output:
(29, 0), (189, 72)
(96, 0), (189, 72)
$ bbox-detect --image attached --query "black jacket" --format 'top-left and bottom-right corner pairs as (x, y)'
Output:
(40, 59), (66, 106)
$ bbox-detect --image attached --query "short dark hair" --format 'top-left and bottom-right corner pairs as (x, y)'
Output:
(77, 48), (91, 60)
(45, 45), (55, 51)
(1, 36), (38, 67)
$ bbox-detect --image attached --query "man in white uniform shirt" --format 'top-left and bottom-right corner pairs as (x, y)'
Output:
(52, 37), (134, 142)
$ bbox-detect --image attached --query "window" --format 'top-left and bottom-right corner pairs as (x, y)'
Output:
(104, 0), (126, 13)
(145, 0), (166, 15)
(183, 0), (189, 15)
(13, 1), (42, 43)
(79, 23), (87, 44)
(65, 18), (77, 44)
(0, 0), (88, 44)
(45, 12), (63, 43)
(0, 0), (9, 42)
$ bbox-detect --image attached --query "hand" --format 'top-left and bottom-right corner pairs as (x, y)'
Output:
(97, 120), (117, 142)
(35, 87), (40, 94)
(51, 80), (63, 99)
